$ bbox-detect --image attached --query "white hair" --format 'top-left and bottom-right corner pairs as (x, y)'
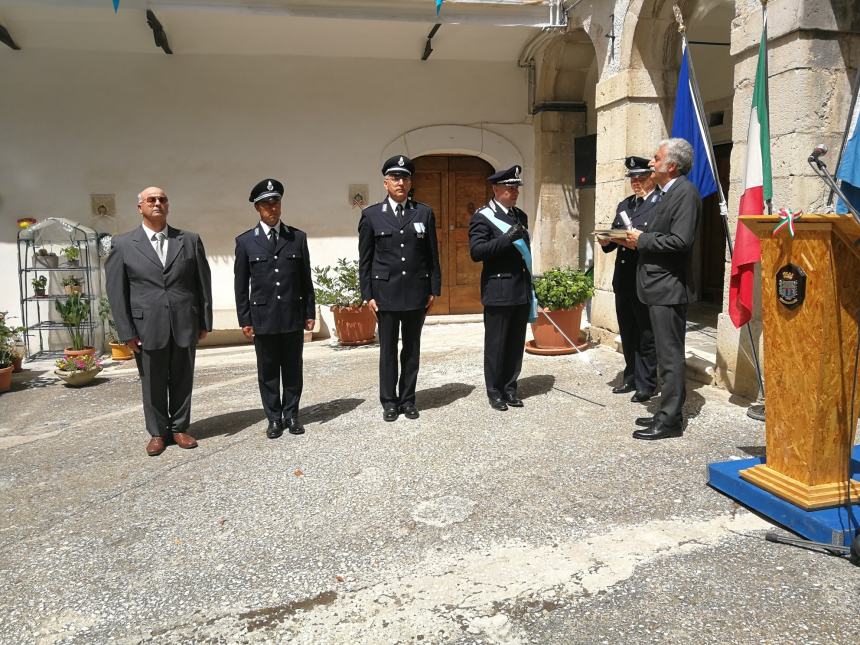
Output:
(658, 138), (694, 175)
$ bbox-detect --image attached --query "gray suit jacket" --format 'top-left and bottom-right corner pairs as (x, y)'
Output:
(635, 175), (702, 306)
(105, 225), (213, 350)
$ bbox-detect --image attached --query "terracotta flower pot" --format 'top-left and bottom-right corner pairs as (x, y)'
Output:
(55, 366), (102, 387)
(64, 346), (97, 359)
(530, 305), (585, 350)
(110, 342), (134, 361)
(332, 305), (376, 346)
(64, 285), (83, 295)
(0, 365), (12, 393)
(12, 355), (23, 373)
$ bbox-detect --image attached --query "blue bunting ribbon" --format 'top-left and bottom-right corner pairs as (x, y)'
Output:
(113, 0), (120, 12)
(436, 0), (443, 16)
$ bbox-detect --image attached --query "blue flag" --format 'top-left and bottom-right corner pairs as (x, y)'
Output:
(836, 100), (860, 214)
(113, 0), (120, 12)
(670, 44), (718, 199)
(436, 0), (443, 15)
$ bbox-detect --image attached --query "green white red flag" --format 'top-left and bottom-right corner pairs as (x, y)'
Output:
(729, 10), (772, 328)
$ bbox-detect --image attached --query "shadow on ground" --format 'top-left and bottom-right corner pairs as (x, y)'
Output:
(416, 383), (475, 410)
(191, 409), (268, 440)
(519, 374), (555, 399)
(300, 398), (365, 425)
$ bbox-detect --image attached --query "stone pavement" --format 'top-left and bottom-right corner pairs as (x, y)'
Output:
(1, 324), (858, 644)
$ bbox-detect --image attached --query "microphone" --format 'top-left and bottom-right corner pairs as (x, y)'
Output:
(808, 144), (828, 164)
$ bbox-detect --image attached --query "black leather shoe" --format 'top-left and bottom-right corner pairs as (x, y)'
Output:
(612, 383), (636, 394)
(400, 403), (420, 419)
(285, 418), (305, 435)
(383, 406), (399, 422)
(489, 398), (508, 412)
(266, 419), (284, 439)
(631, 390), (655, 403)
(633, 422), (683, 440)
(504, 394), (524, 407)
(635, 416), (655, 427)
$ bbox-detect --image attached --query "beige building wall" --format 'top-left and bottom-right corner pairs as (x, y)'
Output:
(0, 49), (533, 327)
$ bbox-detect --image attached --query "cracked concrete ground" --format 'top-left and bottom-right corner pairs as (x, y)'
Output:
(1, 323), (859, 644)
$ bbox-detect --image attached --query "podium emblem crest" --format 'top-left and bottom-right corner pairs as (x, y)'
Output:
(776, 263), (806, 309)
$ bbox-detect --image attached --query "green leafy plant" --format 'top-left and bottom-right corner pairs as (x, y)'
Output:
(533, 266), (594, 311)
(54, 294), (90, 351)
(313, 258), (364, 308)
(98, 296), (120, 344)
(62, 245), (80, 262)
(31, 275), (48, 293)
(62, 275), (83, 288)
(0, 312), (25, 368)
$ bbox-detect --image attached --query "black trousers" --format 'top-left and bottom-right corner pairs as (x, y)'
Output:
(615, 289), (657, 393)
(134, 336), (196, 438)
(376, 308), (426, 407)
(254, 331), (304, 422)
(483, 303), (530, 400)
(649, 303), (687, 427)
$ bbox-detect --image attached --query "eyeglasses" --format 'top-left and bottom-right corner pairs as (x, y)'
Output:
(141, 196), (169, 205)
(385, 176), (411, 184)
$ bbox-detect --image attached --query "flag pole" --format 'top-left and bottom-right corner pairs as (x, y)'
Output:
(672, 4), (767, 405)
(827, 64), (860, 207)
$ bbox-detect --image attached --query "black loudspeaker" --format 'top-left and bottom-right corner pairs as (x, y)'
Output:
(574, 134), (597, 188)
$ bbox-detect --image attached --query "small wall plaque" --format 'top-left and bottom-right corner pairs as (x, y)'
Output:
(91, 193), (116, 218)
(349, 184), (368, 209)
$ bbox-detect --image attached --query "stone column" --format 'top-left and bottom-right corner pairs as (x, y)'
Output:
(590, 68), (671, 342)
(715, 0), (860, 398)
(532, 110), (585, 273)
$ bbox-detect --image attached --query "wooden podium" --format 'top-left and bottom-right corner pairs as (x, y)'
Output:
(738, 214), (860, 510)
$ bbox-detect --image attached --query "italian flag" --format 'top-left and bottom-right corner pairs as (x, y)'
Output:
(729, 11), (772, 328)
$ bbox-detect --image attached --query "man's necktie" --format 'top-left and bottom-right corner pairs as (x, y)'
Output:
(152, 233), (167, 266)
(396, 204), (404, 220)
(269, 228), (277, 250)
(634, 196), (644, 210)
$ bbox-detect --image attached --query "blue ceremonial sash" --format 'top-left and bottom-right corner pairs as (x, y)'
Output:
(479, 206), (538, 322)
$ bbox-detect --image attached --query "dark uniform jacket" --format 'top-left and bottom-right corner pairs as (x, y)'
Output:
(468, 200), (532, 307)
(600, 191), (661, 294)
(358, 199), (442, 311)
(635, 175), (702, 306)
(106, 225), (213, 350)
(234, 223), (315, 335)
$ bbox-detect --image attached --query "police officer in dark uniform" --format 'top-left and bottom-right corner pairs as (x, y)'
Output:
(234, 179), (315, 439)
(599, 156), (659, 402)
(358, 155), (442, 422)
(469, 165), (534, 411)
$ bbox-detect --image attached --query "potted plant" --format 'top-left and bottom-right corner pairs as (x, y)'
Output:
(62, 245), (81, 267)
(62, 275), (84, 295)
(313, 258), (376, 346)
(31, 275), (48, 297)
(98, 296), (133, 360)
(54, 294), (95, 358)
(0, 312), (20, 392)
(529, 266), (595, 352)
(54, 353), (103, 387)
(34, 247), (59, 269)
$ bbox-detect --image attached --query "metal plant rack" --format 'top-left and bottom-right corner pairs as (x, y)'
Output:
(17, 218), (102, 360)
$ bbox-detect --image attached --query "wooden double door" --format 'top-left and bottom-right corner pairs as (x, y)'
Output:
(411, 155), (494, 314)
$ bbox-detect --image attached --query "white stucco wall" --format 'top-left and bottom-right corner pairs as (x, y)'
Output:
(0, 49), (533, 326)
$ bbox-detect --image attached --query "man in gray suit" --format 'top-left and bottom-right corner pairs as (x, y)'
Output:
(106, 186), (213, 456)
(626, 138), (702, 440)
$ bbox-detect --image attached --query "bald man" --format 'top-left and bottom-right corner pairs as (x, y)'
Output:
(105, 186), (213, 456)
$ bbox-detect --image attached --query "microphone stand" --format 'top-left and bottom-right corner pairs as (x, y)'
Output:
(808, 156), (860, 230)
